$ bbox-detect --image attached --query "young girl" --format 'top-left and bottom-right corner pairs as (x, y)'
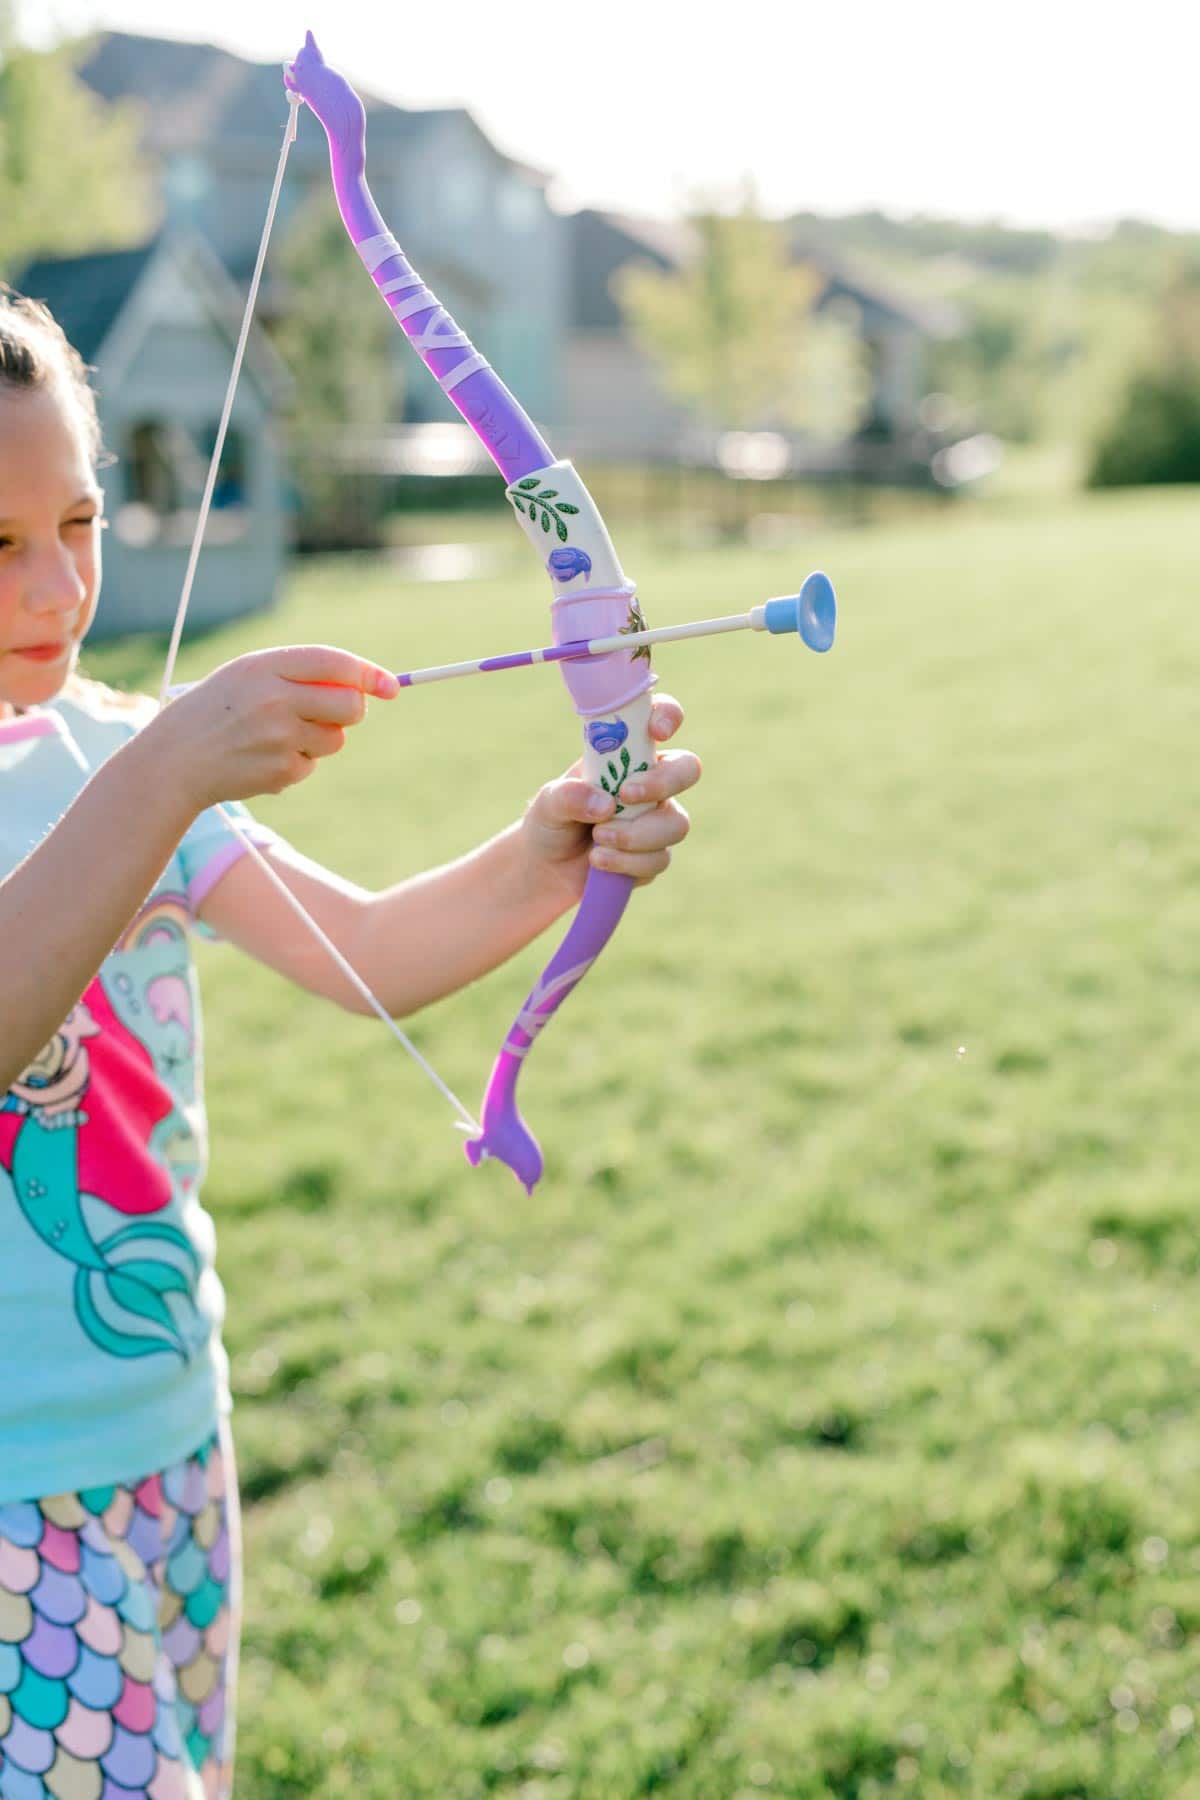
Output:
(0, 292), (700, 1800)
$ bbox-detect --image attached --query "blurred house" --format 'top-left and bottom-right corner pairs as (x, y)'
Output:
(48, 26), (963, 621)
(807, 246), (962, 444)
(565, 211), (690, 459)
(79, 31), (954, 470)
(17, 234), (287, 640)
(77, 31), (566, 429)
(564, 209), (962, 474)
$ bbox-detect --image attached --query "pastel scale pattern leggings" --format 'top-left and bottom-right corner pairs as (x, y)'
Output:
(0, 1430), (238, 1800)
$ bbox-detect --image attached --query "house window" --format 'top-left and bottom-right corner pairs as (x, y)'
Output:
(127, 421), (179, 513)
(116, 420), (250, 547)
(115, 421), (179, 546)
(201, 423), (250, 511)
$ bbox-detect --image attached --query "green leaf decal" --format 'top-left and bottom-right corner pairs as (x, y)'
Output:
(607, 760), (620, 782)
(505, 485), (583, 544)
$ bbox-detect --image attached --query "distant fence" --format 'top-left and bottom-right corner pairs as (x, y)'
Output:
(288, 422), (1001, 550)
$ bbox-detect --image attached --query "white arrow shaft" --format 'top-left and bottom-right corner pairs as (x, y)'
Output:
(399, 609), (762, 689)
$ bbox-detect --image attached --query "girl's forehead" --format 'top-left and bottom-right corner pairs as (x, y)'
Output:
(0, 382), (97, 506)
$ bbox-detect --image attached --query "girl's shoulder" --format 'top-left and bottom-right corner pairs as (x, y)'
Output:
(54, 675), (158, 741)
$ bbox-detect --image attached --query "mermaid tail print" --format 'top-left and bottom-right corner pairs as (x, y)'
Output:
(7, 1111), (202, 1363)
(72, 1230), (203, 1365)
(2, 956), (208, 1364)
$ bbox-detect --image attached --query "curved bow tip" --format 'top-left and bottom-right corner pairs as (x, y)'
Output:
(798, 570), (837, 653)
(464, 1117), (544, 1195)
(284, 29), (323, 88)
(283, 31), (365, 160)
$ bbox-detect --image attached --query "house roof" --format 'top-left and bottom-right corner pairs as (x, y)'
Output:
(15, 233), (288, 399)
(795, 242), (962, 340)
(569, 210), (690, 331)
(76, 30), (547, 179)
(15, 244), (157, 364)
(568, 205), (961, 340)
(79, 31), (273, 151)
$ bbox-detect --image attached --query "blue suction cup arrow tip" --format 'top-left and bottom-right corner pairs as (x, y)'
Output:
(797, 570), (836, 652)
(761, 572), (837, 651)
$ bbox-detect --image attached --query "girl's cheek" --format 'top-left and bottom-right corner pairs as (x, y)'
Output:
(0, 574), (19, 637)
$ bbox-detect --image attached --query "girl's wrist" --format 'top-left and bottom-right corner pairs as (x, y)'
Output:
(512, 813), (586, 922)
(125, 708), (208, 833)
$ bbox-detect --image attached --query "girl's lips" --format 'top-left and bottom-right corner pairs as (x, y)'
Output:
(13, 643), (68, 662)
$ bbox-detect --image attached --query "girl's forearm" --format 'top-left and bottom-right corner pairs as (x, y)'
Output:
(0, 728), (197, 1090)
(349, 823), (577, 1016)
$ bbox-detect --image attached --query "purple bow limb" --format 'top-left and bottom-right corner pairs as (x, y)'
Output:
(286, 38), (646, 1191)
(464, 869), (635, 1192)
(285, 32), (552, 486)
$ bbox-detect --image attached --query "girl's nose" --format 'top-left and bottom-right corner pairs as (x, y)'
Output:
(26, 544), (86, 615)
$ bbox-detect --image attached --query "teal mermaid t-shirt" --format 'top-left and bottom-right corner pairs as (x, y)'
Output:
(0, 684), (273, 1505)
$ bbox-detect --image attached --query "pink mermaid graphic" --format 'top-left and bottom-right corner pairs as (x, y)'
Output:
(0, 896), (206, 1361)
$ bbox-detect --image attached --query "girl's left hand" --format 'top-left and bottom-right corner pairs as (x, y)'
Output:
(522, 694), (700, 902)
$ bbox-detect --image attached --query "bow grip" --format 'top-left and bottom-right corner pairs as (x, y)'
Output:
(504, 459), (658, 819)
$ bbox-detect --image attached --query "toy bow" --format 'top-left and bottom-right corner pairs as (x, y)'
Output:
(283, 33), (666, 1193)
(161, 35), (834, 1197)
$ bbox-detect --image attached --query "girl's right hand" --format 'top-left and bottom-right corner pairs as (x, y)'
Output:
(148, 645), (399, 812)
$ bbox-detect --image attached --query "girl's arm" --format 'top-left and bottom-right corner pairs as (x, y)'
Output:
(0, 726), (198, 1093)
(0, 644), (395, 1091)
(199, 695), (700, 1016)
(200, 822), (577, 1016)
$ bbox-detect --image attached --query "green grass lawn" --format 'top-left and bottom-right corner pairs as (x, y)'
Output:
(89, 488), (1200, 1797)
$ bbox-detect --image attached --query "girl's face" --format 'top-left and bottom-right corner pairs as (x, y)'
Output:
(0, 380), (103, 719)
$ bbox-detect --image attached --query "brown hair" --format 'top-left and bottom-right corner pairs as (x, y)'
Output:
(0, 285), (104, 466)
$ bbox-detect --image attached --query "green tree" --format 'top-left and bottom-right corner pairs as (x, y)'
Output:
(1087, 256), (1200, 488)
(271, 186), (402, 547)
(614, 193), (838, 435)
(0, 18), (153, 272)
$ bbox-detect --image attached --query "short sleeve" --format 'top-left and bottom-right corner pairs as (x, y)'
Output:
(49, 683), (286, 929)
(176, 799), (281, 916)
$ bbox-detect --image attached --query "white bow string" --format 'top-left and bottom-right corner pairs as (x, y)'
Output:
(155, 87), (481, 1138)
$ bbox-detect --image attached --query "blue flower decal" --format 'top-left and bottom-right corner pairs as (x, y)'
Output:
(586, 719), (628, 754)
(548, 547), (593, 584)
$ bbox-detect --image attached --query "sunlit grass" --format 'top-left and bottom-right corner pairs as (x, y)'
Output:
(88, 487), (1200, 1796)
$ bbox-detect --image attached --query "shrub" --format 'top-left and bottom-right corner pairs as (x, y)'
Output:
(1087, 366), (1200, 487)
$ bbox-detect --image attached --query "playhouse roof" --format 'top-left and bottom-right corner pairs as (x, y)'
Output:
(17, 232), (289, 399)
(17, 244), (157, 365)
